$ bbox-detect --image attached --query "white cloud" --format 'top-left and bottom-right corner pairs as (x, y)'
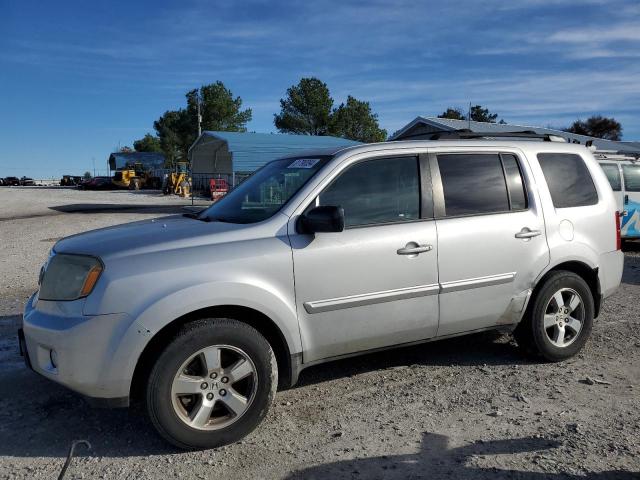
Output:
(549, 24), (640, 43)
(334, 66), (640, 134)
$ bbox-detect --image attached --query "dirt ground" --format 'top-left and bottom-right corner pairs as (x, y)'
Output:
(0, 188), (639, 479)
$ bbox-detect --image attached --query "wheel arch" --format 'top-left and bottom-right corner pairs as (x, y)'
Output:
(531, 260), (601, 317)
(130, 305), (299, 403)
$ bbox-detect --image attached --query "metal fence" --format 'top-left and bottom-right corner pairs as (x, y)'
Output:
(190, 172), (251, 197)
(147, 169), (252, 198)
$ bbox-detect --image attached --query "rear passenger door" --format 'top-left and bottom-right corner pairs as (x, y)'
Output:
(431, 150), (550, 336)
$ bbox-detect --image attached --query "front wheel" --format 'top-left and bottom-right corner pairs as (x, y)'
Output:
(514, 271), (594, 361)
(146, 318), (278, 449)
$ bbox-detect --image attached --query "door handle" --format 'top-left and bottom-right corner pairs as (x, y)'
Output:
(515, 228), (541, 239)
(397, 244), (433, 255)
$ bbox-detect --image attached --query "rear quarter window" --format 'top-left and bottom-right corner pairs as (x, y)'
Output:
(537, 153), (598, 208)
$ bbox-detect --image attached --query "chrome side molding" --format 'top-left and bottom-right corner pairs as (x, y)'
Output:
(304, 272), (516, 314)
(440, 272), (516, 294)
(303, 283), (440, 314)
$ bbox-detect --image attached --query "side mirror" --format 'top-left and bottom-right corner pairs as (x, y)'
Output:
(298, 205), (345, 234)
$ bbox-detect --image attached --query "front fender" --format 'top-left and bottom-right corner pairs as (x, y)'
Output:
(135, 280), (300, 354)
(106, 281), (300, 399)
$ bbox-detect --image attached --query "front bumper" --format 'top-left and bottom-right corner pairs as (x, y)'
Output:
(21, 293), (148, 406)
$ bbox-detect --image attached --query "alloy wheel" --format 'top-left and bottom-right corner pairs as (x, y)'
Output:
(543, 288), (585, 348)
(170, 345), (258, 430)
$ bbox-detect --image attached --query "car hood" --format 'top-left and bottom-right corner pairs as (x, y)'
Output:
(53, 214), (287, 260)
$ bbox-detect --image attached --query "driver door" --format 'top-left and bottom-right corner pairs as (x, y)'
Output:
(288, 154), (440, 363)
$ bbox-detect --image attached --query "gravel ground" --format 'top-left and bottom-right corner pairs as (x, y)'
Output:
(0, 189), (639, 479)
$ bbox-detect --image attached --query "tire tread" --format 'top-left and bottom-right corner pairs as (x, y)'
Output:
(146, 318), (277, 450)
(515, 271), (594, 362)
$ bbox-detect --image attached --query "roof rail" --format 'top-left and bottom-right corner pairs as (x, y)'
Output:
(593, 150), (640, 161)
(395, 129), (567, 142)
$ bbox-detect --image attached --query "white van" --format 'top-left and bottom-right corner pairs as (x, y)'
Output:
(595, 151), (640, 239)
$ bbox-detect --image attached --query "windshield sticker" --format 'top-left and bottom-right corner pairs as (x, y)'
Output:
(288, 158), (320, 169)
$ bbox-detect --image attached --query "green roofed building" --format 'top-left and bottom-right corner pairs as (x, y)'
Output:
(188, 131), (361, 189)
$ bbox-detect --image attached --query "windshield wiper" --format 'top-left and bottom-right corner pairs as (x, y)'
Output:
(183, 212), (237, 223)
(182, 212), (212, 222)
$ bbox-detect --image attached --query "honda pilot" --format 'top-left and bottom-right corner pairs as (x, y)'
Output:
(20, 136), (623, 449)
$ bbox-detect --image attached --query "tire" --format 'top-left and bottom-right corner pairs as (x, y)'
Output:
(514, 271), (594, 362)
(129, 178), (141, 190)
(146, 318), (278, 450)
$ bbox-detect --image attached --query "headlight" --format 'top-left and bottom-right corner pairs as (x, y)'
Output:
(39, 254), (104, 301)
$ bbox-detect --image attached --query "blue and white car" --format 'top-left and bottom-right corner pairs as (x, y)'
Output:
(596, 152), (640, 239)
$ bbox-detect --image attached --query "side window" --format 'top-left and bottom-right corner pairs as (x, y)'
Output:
(318, 156), (420, 227)
(501, 154), (528, 210)
(437, 153), (509, 216)
(537, 153), (598, 208)
(622, 164), (640, 192)
(600, 164), (621, 191)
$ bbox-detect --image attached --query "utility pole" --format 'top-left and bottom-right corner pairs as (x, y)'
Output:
(468, 102), (471, 129)
(92, 157), (96, 177)
(191, 89), (201, 207)
(197, 90), (202, 137)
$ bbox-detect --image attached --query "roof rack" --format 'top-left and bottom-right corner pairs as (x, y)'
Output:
(429, 129), (567, 142)
(396, 129), (567, 142)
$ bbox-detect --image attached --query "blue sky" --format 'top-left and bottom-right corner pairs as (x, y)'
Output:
(1, 0), (639, 178)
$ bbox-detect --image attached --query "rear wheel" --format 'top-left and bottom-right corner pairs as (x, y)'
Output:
(514, 271), (594, 361)
(146, 319), (277, 449)
(129, 178), (141, 190)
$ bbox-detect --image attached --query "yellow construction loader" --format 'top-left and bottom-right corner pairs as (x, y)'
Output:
(162, 162), (191, 197)
(112, 162), (161, 190)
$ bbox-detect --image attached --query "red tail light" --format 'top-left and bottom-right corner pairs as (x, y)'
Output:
(615, 211), (621, 250)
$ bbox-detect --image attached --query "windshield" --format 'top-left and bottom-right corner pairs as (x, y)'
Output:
(198, 157), (330, 224)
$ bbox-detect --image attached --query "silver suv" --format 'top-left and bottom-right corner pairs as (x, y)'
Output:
(20, 136), (623, 449)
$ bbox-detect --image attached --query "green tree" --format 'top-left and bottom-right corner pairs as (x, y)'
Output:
(153, 109), (189, 163)
(468, 105), (499, 123)
(133, 133), (163, 152)
(83, 171), (92, 179)
(329, 95), (387, 142)
(438, 108), (466, 120)
(186, 82), (252, 133)
(564, 116), (622, 140)
(274, 78), (333, 135)
(437, 105), (502, 123)
(143, 81), (251, 164)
